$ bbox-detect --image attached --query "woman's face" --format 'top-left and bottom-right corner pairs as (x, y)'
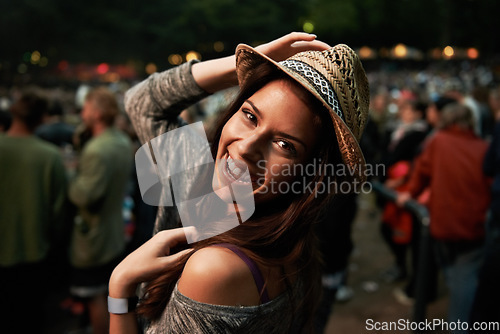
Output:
(214, 79), (320, 204)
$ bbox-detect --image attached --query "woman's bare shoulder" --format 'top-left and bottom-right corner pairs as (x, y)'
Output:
(177, 246), (261, 306)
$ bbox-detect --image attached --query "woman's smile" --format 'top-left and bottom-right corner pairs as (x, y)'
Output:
(222, 154), (252, 185)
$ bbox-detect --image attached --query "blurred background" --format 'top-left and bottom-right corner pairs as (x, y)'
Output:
(1, 0), (499, 85)
(1, 1), (500, 333)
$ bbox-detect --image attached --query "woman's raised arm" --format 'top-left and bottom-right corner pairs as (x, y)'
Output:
(192, 32), (331, 93)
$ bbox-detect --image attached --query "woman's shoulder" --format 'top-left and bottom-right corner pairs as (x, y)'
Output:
(177, 245), (262, 306)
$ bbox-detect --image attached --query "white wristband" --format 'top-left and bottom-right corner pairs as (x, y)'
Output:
(108, 296), (139, 314)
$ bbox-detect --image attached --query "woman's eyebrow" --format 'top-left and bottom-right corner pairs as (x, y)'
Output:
(246, 99), (307, 151)
(245, 99), (261, 117)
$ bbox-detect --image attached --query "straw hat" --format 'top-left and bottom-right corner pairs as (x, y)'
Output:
(235, 44), (370, 183)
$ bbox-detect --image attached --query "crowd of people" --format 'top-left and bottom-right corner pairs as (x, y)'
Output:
(0, 32), (499, 333)
(365, 61), (500, 332)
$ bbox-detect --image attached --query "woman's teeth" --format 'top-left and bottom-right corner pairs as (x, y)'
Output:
(226, 156), (250, 183)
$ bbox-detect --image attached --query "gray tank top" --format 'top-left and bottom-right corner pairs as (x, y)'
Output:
(145, 245), (302, 334)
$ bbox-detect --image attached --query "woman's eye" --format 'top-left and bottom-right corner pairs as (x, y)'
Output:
(276, 140), (296, 154)
(242, 110), (257, 123)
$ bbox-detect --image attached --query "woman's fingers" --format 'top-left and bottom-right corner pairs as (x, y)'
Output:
(156, 227), (188, 246)
(291, 40), (331, 52)
(285, 32), (331, 50)
(256, 32), (331, 62)
(158, 248), (193, 268)
(111, 230), (194, 286)
(280, 32), (317, 44)
(154, 226), (195, 255)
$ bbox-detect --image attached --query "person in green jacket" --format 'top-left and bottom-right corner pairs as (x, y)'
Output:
(69, 87), (133, 334)
(0, 92), (67, 333)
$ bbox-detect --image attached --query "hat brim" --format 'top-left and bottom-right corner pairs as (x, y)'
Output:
(235, 44), (367, 184)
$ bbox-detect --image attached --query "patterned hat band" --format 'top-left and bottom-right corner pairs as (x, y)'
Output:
(279, 59), (345, 122)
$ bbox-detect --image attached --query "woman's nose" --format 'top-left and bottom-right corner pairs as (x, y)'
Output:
(234, 132), (265, 165)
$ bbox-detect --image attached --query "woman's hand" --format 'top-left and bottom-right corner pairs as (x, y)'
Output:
(255, 32), (331, 62)
(109, 228), (193, 298)
(192, 32), (331, 93)
(109, 229), (191, 334)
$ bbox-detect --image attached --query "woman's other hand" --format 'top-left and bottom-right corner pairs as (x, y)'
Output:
(109, 228), (193, 298)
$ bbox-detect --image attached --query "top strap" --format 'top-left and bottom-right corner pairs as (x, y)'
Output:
(214, 243), (270, 304)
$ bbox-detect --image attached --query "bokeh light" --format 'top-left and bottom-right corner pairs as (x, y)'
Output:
(168, 54), (183, 65)
(186, 51), (201, 62)
(303, 21), (314, 33)
(359, 46), (375, 59)
(443, 46), (454, 58)
(145, 62), (157, 74)
(97, 63), (109, 74)
(394, 44), (408, 58)
(467, 47), (479, 59)
(31, 51), (41, 64)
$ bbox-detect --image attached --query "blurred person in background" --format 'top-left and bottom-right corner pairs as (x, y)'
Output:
(369, 90), (391, 132)
(381, 95), (429, 170)
(442, 78), (483, 137)
(488, 85), (500, 121)
(425, 96), (458, 135)
(472, 86), (494, 140)
(68, 87), (133, 334)
(392, 95), (458, 306)
(471, 91), (500, 323)
(0, 92), (67, 333)
(397, 103), (490, 333)
(380, 96), (429, 283)
(0, 109), (12, 132)
(35, 99), (75, 148)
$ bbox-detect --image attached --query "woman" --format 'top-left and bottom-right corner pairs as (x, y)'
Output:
(109, 33), (369, 333)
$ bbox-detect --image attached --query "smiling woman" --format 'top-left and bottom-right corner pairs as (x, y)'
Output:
(111, 32), (369, 334)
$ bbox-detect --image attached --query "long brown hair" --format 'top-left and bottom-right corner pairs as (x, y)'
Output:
(137, 64), (342, 332)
